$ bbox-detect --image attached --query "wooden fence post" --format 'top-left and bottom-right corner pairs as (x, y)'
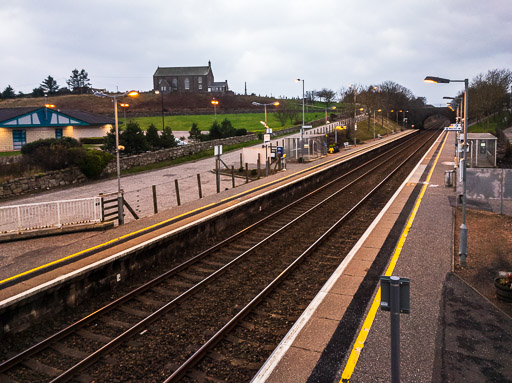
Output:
(197, 173), (202, 199)
(175, 179), (181, 206)
(152, 185), (158, 214)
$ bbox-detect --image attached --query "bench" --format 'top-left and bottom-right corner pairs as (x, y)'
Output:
(344, 142), (351, 149)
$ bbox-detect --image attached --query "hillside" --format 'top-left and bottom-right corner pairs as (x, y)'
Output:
(0, 93), (282, 118)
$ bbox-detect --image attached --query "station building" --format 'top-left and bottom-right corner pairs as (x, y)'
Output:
(0, 107), (114, 151)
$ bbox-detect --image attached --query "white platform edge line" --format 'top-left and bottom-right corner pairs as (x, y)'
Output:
(251, 131), (444, 382)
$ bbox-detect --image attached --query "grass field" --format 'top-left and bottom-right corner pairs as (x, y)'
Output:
(124, 112), (326, 133)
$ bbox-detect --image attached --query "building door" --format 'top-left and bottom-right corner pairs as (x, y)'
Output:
(13, 130), (26, 150)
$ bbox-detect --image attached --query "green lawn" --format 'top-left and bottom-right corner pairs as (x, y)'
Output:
(0, 151), (20, 156)
(124, 112), (326, 133)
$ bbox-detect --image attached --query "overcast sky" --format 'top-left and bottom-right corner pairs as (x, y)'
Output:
(1, 0), (511, 106)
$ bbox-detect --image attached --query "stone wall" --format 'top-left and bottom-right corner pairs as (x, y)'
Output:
(0, 168), (87, 199)
(102, 133), (258, 174)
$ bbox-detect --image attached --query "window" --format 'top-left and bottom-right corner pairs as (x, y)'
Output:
(13, 130), (26, 150)
(198, 77), (203, 90)
(184, 77), (190, 90)
(55, 128), (63, 139)
(172, 78), (178, 89)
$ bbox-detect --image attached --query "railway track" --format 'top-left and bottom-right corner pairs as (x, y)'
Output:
(0, 126), (444, 382)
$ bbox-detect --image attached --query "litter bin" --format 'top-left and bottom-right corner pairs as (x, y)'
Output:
(445, 170), (455, 187)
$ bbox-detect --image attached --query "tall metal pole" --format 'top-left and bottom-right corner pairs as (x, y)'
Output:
(353, 87), (357, 146)
(113, 95), (124, 225)
(160, 91), (164, 130)
(264, 104), (268, 125)
(390, 276), (401, 383)
(459, 79), (469, 265)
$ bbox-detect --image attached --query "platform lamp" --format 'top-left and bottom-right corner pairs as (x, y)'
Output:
(211, 99), (219, 120)
(252, 101), (280, 125)
(120, 103), (129, 126)
(154, 90), (164, 130)
(296, 79), (305, 159)
(93, 90), (139, 225)
(425, 75), (469, 265)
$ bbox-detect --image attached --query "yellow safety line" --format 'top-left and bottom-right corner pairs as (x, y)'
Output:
(0, 133), (406, 287)
(0, 202), (216, 285)
(340, 132), (448, 382)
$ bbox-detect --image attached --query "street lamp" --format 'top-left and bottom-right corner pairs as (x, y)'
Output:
(349, 84), (358, 146)
(252, 101), (280, 125)
(211, 99), (219, 120)
(120, 103), (129, 126)
(154, 90), (164, 130)
(373, 109), (383, 139)
(425, 75), (469, 265)
(296, 79), (305, 159)
(93, 90), (139, 225)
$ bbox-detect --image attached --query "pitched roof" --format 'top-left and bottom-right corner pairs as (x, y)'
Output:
(0, 107), (114, 126)
(154, 66), (211, 77)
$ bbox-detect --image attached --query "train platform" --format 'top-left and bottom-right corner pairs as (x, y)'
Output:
(253, 131), (512, 382)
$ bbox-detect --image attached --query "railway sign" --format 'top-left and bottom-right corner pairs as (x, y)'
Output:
(444, 124), (462, 131)
(303, 125), (313, 129)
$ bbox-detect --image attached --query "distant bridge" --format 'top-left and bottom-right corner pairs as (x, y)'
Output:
(407, 106), (455, 129)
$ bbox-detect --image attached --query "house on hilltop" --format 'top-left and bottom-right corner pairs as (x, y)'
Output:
(153, 61), (229, 94)
(0, 107), (114, 151)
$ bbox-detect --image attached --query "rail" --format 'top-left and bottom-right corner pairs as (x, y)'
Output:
(0, 196), (102, 234)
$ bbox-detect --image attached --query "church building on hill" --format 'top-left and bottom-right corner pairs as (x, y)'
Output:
(153, 61), (229, 94)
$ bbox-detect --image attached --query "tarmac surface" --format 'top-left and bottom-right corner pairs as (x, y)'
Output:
(1, 128), (511, 382)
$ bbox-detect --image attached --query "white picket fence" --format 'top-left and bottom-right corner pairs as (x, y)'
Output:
(0, 197), (102, 234)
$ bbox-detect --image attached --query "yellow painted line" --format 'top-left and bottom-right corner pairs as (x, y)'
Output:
(340, 132), (448, 382)
(0, 133), (408, 287)
(0, 202), (216, 286)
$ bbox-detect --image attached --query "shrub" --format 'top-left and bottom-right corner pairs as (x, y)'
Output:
(21, 137), (81, 170)
(235, 128), (247, 136)
(121, 121), (149, 154)
(160, 126), (177, 148)
(146, 123), (161, 149)
(70, 148), (113, 178)
(189, 122), (202, 140)
(79, 137), (104, 145)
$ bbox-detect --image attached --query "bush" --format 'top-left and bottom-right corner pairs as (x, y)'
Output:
(160, 126), (177, 148)
(70, 148), (113, 178)
(146, 123), (161, 149)
(79, 137), (104, 145)
(235, 128), (247, 136)
(121, 121), (149, 154)
(189, 122), (202, 140)
(21, 137), (81, 171)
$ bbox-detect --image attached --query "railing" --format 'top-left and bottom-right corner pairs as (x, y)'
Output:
(0, 197), (102, 234)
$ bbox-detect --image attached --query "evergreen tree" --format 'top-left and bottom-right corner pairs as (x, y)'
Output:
(146, 123), (161, 149)
(209, 120), (222, 139)
(40, 75), (60, 94)
(120, 121), (149, 154)
(67, 68), (91, 94)
(160, 126), (177, 148)
(2, 85), (16, 99)
(32, 87), (45, 97)
(189, 122), (202, 140)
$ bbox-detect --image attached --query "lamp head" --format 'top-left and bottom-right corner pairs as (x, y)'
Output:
(127, 90), (139, 97)
(252, 102), (260, 106)
(273, 101), (280, 106)
(424, 76), (450, 84)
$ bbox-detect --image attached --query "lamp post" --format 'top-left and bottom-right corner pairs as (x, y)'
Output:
(93, 90), (139, 225)
(296, 78), (305, 159)
(349, 84), (358, 146)
(120, 103), (129, 126)
(252, 101), (280, 125)
(154, 90), (164, 130)
(211, 99), (219, 120)
(425, 75), (469, 265)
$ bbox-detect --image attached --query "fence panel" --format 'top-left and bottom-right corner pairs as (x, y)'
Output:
(0, 197), (102, 234)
